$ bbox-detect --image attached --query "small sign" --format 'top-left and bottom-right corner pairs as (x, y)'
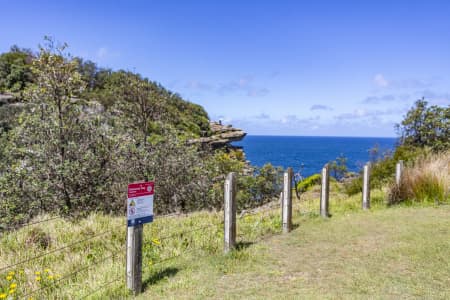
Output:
(127, 181), (154, 227)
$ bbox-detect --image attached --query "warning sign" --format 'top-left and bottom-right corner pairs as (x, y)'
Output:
(127, 181), (154, 227)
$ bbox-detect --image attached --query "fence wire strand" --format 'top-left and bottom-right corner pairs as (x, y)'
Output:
(0, 230), (112, 273)
(79, 275), (123, 300)
(1, 216), (63, 231)
(153, 223), (221, 243)
(1, 171), (303, 298)
(22, 253), (119, 299)
(239, 203), (281, 219)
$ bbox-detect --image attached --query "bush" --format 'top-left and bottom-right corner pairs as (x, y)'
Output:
(344, 145), (425, 196)
(388, 151), (450, 205)
(343, 176), (362, 196)
(237, 163), (283, 210)
(296, 174), (321, 192)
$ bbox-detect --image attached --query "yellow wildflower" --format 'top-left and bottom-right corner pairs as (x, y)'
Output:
(6, 275), (13, 281)
(44, 268), (51, 273)
(35, 276), (41, 281)
(9, 289), (15, 295)
(148, 260), (153, 266)
(7, 271), (15, 276)
(152, 238), (161, 245)
(10, 283), (17, 289)
(0, 293), (6, 299)
(47, 275), (54, 280)
(35, 271), (41, 275)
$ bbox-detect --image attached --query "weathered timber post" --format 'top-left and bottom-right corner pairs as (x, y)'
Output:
(320, 164), (330, 218)
(282, 167), (293, 233)
(224, 172), (237, 253)
(396, 160), (404, 186)
(126, 224), (143, 294)
(279, 191), (283, 220)
(362, 163), (371, 210)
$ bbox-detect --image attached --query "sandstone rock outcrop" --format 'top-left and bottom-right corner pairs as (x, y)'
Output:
(188, 121), (246, 149)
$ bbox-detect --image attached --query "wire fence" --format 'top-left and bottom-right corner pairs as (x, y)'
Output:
(0, 215), (63, 232)
(79, 275), (123, 300)
(0, 230), (114, 272)
(0, 208), (200, 235)
(0, 215), (225, 299)
(77, 199), (289, 299)
(77, 222), (222, 299)
(154, 222), (222, 243)
(0, 170), (300, 299)
(22, 253), (120, 299)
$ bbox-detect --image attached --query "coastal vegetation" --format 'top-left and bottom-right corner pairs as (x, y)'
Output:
(0, 38), (449, 299)
(0, 39), (278, 228)
(342, 100), (449, 204)
(388, 150), (449, 205)
(295, 174), (321, 192)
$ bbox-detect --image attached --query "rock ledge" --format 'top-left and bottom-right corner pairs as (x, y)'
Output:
(188, 121), (246, 149)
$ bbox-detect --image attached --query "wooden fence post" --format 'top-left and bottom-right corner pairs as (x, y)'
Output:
(282, 167), (293, 233)
(396, 160), (404, 186)
(320, 164), (330, 218)
(126, 224), (143, 295)
(362, 163), (371, 210)
(279, 191), (283, 216)
(224, 172), (237, 253)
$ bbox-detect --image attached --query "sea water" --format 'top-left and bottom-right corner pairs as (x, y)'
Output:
(233, 136), (397, 177)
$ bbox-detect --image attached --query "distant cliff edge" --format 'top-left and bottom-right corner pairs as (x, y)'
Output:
(188, 121), (246, 149)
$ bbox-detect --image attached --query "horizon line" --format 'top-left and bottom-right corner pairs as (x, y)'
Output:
(242, 134), (398, 139)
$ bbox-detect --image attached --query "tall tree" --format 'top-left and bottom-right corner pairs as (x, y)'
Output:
(1, 37), (125, 218)
(0, 45), (34, 92)
(396, 99), (449, 150)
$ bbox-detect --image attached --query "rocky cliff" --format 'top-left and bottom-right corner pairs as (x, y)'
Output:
(188, 121), (246, 149)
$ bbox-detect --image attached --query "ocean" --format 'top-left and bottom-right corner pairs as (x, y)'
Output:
(233, 136), (397, 177)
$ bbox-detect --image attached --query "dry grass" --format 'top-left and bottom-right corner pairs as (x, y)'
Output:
(389, 151), (450, 204)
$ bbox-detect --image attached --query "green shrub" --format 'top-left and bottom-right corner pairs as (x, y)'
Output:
(296, 174), (321, 192)
(343, 176), (362, 195)
(237, 163), (283, 210)
(344, 145), (425, 196)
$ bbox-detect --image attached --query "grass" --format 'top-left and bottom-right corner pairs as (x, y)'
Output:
(389, 151), (450, 205)
(0, 184), (449, 299)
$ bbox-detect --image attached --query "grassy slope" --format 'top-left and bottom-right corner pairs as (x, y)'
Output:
(138, 205), (450, 299)
(1, 187), (449, 299)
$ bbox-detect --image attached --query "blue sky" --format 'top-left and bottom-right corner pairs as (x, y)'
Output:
(1, 0), (449, 137)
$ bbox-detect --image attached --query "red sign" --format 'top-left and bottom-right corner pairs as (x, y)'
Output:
(127, 182), (155, 198)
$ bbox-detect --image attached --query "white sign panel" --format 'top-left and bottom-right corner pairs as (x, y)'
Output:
(127, 181), (154, 226)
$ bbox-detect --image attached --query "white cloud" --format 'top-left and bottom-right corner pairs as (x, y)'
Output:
(185, 80), (213, 91)
(254, 113), (270, 119)
(310, 104), (333, 111)
(363, 94), (396, 103)
(184, 75), (269, 98)
(372, 75), (437, 90)
(334, 108), (406, 123)
(373, 74), (389, 87)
